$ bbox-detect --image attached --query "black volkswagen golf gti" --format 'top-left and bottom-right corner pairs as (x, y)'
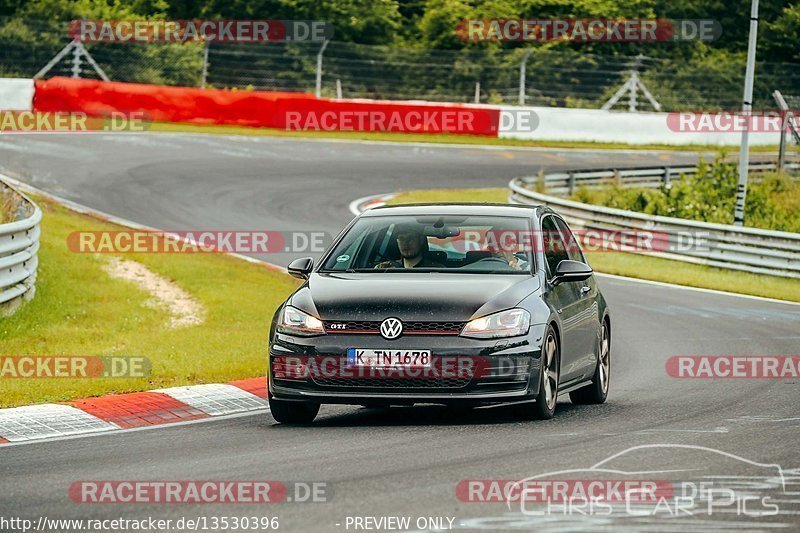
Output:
(268, 204), (610, 423)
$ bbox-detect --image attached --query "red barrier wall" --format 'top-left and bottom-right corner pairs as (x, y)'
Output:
(33, 77), (499, 136)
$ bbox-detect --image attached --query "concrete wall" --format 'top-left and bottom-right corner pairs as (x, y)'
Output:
(0, 78), (34, 111)
(498, 105), (778, 146)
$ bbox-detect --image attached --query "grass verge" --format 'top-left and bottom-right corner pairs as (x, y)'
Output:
(0, 195), (298, 407)
(387, 188), (800, 303)
(148, 121), (781, 153)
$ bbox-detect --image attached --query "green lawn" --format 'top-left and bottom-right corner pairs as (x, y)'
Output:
(0, 196), (298, 407)
(148, 121), (781, 153)
(387, 188), (800, 303)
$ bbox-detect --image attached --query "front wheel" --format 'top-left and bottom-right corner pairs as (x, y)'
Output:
(269, 397), (320, 424)
(570, 319), (610, 405)
(517, 324), (559, 420)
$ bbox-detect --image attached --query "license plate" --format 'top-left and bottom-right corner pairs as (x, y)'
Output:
(347, 349), (431, 368)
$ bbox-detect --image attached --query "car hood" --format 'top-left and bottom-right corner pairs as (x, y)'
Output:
(289, 272), (540, 321)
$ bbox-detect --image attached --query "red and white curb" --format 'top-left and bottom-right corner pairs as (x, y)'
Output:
(0, 377), (268, 445)
(348, 193), (397, 216)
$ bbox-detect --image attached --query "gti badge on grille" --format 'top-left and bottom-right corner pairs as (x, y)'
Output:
(380, 317), (403, 340)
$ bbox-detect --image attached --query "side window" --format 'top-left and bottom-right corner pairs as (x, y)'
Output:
(541, 216), (569, 276)
(555, 218), (585, 263)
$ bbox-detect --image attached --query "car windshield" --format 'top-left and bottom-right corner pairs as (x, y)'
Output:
(320, 214), (534, 274)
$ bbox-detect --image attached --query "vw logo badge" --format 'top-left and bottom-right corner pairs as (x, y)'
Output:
(380, 317), (403, 340)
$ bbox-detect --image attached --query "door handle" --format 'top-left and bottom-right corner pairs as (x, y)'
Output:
(580, 285), (591, 295)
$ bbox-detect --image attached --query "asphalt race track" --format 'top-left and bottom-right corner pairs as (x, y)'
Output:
(1, 133), (799, 531)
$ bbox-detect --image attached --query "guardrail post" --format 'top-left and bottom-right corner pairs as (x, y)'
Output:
(663, 167), (672, 188)
(315, 40), (329, 98)
(614, 169), (622, 187)
(567, 173), (576, 196)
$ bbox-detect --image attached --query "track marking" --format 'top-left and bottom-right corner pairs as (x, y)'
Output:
(0, 409), (267, 448)
(0, 173), (286, 273)
(596, 272), (800, 307)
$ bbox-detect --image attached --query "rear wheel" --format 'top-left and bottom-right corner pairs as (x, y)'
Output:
(517, 325), (559, 420)
(269, 397), (320, 424)
(570, 319), (610, 405)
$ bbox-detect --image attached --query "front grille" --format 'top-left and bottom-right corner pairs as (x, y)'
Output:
(312, 376), (471, 388)
(323, 320), (464, 335)
(405, 321), (464, 334)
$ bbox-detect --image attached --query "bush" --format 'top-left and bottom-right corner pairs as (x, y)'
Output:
(572, 155), (800, 232)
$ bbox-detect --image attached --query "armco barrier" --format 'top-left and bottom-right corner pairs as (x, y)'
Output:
(33, 77), (499, 136)
(535, 160), (800, 196)
(0, 179), (41, 315)
(509, 162), (800, 278)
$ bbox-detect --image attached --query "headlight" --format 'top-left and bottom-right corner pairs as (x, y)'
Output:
(277, 306), (325, 336)
(460, 308), (530, 339)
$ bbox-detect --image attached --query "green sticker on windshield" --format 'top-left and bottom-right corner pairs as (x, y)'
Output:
(336, 254), (350, 263)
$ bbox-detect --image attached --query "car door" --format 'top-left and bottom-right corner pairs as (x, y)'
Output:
(555, 217), (600, 380)
(539, 215), (583, 384)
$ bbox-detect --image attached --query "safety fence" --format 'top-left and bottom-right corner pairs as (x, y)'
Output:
(3, 18), (800, 110)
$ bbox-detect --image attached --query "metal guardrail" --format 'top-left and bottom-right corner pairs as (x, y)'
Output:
(0, 179), (41, 314)
(509, 161), (800, 279)
(537, 160), (800, 196)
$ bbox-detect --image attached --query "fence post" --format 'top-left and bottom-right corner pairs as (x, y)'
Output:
(315, 40), (329, 98)
(773, 92), (787, 171)
(71, 41), (82, 78)
(474, 81), (480, 104)
(200, 42), (210, 89)
(518, 49), (532, 105)
(663, 167), (672, 187)
(336, 79), (342, 99)
(567, 173), (576, 196)
(628, 72), (638, 112)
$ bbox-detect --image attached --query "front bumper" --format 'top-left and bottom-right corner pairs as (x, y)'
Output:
(268, 324), (547, 405)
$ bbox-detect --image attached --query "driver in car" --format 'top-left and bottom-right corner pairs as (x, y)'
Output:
(375, 225), (445, 269)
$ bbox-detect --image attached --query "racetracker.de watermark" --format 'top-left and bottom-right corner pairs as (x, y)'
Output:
(456, 19), (721, 42)
(68, 19), (333, 43)
(0, 356), (150, 378)
(457, 479), (675, 503)
(272, 355), (532, 380)
(69, 481), (330, 504)
(282, 109), (539, 135)
(666, 356), (800, 379)
(667, 110), (800, 132)
(454, 229), (710, 254)
(0, 112), (149, 133)
(67, 230), (329, 254)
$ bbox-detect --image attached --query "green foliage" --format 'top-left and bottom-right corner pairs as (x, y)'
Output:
(0, 0), (796, 105)
(573, 155), (800, 232)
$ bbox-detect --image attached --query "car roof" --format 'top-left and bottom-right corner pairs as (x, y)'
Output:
(363, 203), (549, 218)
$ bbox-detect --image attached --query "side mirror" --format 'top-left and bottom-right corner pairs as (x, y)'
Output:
(552, 260), (592, 285)
(287, 257), (314, 280)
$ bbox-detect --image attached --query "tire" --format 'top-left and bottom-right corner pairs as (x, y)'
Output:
(570, 318), (610, 405)
(517, 324), (559, 420)
(269, 397), (320, 424)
